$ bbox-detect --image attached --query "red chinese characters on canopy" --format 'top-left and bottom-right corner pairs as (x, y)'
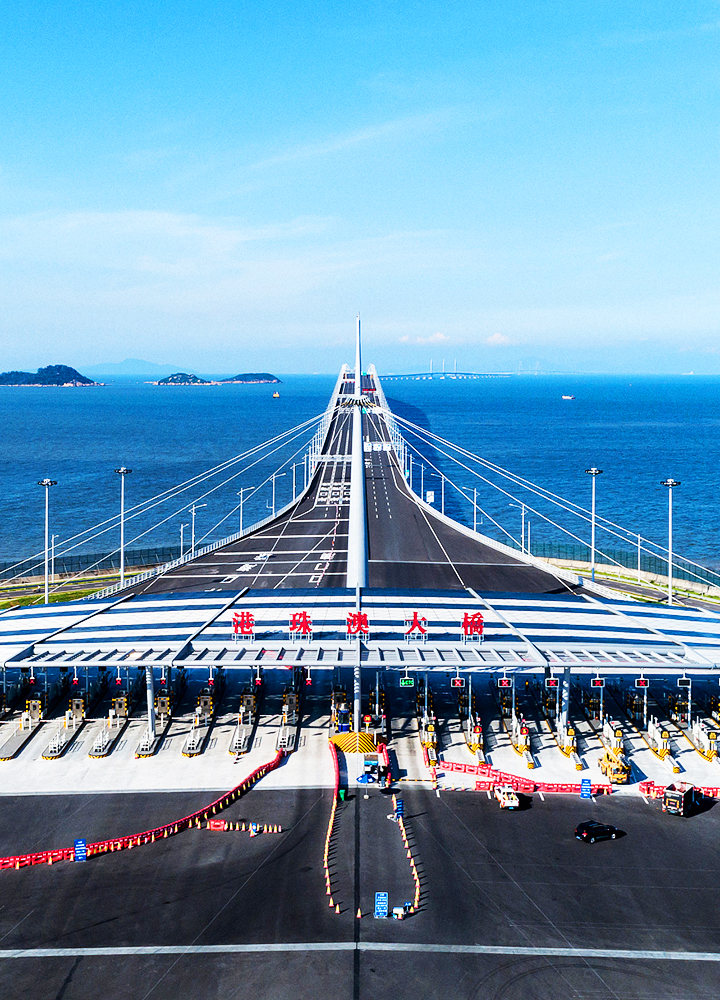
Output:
(404, 611), (428, 635)
(461, 612), (484, 640)
(289, 611), (313, 636)
(232, 611), (255, 637)
(346, 612), (370, 636)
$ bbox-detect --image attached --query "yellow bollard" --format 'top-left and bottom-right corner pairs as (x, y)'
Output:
(163, 829), (168, 838)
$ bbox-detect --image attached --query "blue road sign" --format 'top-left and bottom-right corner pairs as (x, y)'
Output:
(395, 798), (405, 817)
(74, 839), (87, 862)
(580, 778), (592, 800)
(374, 891), (389, 919)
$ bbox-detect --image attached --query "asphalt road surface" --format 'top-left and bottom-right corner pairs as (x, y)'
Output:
(133, 376), (573, 597)
(1, 787), (719, 999)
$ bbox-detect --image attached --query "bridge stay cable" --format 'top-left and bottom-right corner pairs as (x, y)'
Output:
(389, 412), (718, 593)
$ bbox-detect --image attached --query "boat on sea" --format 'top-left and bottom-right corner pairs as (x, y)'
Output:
(273, 391), (280, 398)
(561, 395), (575, 400)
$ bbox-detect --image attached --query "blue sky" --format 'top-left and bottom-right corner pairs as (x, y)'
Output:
(1, 1), (719, 373)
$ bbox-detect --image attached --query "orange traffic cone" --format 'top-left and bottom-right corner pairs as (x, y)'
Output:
(335, 904), (340, 914)
(356, 908), (362, 919)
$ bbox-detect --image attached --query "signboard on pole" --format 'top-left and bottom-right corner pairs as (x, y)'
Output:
(374, 891), (389, 919)
(425, 491), (435, 504)
(74, 838), (87, 862)
(580, 779), (592, 800)
(399, 677), (414, 688)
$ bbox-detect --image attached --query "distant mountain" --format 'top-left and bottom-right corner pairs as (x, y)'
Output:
(0, 364), (99, 386)
(155, 372), (211, 385)
(221, 372), (281, 384)
(83, 358), (181, 375)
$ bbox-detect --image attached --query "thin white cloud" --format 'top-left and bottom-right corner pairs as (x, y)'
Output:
(485, 333), (512, 346)
(250, 109), (464, 170)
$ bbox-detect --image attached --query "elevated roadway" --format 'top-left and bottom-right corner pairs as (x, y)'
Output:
(131, 369), (573, 597)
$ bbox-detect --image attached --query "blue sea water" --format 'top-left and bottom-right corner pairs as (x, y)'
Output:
(0, 374), (718, 572)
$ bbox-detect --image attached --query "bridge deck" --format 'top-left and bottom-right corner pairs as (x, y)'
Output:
(132, 373), (570, 596)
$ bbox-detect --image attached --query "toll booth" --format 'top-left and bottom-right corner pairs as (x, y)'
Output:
(692, 719), (718, 760)
(669, 693), (689, 727)
(112, 694), (130, 719)
(68, 697), (85, 723)
(416, 678), (433, 718)
(366, 678), (386, 734)
(648, 716), (671, 757)
(626, 691), (644, 725)
(25, 696), (45, 723)
(499, 688), (513, 718)
(542, 687), (558, 720)
(331, 686), (350, 733)
(239, 688), (256, 726)
(282, 687), (298, 726)
(156, 691), (172, 720)
(197, 687), (214, 720)
(582, 689), (602, 720)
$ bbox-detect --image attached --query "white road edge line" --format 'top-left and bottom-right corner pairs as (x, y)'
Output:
(1, 944), (720, 960)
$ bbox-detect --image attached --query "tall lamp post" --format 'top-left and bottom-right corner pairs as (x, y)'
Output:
(509, 502), (527, 553)
(190, 503), (207, 558)
(237, 487), (254, 533)
(179, 522), (189, 557)
(585, 468), (603, 582)
(661, 479), (680, 605)
(38, 478), (57, 604)
(114, 467), (132, 588)
(270, 472), (286, 518)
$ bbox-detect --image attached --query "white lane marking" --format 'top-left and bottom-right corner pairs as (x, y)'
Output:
(3, 944), (720, 960)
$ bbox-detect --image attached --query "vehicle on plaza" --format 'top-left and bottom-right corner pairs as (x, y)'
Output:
(494, 785), (520, 809)
(662, 782), (698, 817)
(574, 820), (619, 843)
(599, 748), (630, 783)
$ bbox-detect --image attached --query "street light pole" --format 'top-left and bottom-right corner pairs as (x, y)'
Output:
(237, 487), (253, 533)
(661, 479), (680, 605)
(420, 464), (425, 502)
(51, 533), (58, 583)
(190, 503), (207, 558)
(270, 472), (286, 517)
(114, 467), (132, 588)
(509, 503), (527, 553)
(38, 479), (57, 604)
(179, 522), (189, 557)
(585, 468), (603, 582)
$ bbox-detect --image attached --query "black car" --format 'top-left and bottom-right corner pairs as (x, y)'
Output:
(574, 820), (618, 843)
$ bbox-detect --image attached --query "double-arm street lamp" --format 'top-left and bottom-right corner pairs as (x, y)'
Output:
(585, 468), (603, 582)
(114, 468), (132, 587)
(661, 479), (680, 605)
(38, 479), (57, 604)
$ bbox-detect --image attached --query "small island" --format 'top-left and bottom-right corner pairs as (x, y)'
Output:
(153, 371), (281, 385)
(221, 372), (281, 384)
(0, 364), (100, 386)
(155, 372), (211, 385)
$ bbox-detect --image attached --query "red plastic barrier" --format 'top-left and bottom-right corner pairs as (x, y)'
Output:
(0, 749), (284, 871)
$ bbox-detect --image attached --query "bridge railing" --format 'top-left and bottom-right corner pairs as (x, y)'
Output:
(369, 363), (407, 468)
(88, 365), (352, 601)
